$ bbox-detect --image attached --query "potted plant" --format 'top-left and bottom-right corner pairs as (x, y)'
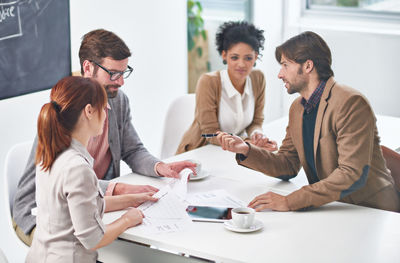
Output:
(187, 0), (210, 93)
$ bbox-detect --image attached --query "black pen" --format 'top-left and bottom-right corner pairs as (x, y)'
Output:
(201, 133), (233, 138)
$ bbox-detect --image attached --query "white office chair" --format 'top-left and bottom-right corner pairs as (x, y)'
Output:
(160, 94), (195, 159)
(0, 248), (8, 263)
(3, 141), (32, 259)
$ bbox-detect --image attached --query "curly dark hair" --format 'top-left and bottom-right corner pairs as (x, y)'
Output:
(215, 21), (265, 56)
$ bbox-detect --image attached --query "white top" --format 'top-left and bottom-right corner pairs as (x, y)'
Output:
(28, 139), (106, 263)
(218, 69), (260, 137)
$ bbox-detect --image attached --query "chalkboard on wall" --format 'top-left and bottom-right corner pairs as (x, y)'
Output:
(0, 0), (71, 100)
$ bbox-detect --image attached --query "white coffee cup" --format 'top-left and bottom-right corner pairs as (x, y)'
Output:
(232, 207), (255, 229)
(186, 159), (202, 177)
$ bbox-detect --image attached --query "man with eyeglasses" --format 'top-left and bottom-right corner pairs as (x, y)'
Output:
(13, 29), (196, 246)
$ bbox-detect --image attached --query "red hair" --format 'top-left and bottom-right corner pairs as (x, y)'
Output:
(35, 76), (107, 171)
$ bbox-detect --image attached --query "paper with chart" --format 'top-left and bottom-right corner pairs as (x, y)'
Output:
(136, 168), (247, 233)
(186, 189), (246, 208)
(137, 169), (193, 233)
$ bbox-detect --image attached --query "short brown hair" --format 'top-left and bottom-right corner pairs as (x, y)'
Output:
(79, 29), (131, 75)
(275, 31), (334, 81)
(36, 76), (107, 171)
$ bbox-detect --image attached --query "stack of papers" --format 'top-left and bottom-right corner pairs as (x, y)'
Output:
(136, 168), (246, 234)
(137, 169), (193, 233)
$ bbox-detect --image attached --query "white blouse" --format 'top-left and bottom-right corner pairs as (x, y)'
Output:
(218, 69), (261, 137)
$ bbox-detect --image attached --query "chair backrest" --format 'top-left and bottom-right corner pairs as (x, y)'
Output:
(4, 141), (33, 212)
(3, 141), (32, 255)
(160, 94), (195, 159)
(381, 145), (400, 191)
(0, 248), (8, 263)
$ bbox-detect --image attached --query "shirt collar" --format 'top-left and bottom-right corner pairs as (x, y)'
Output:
(301, 80), (326, 114)
(70, 138), (94, 167)
(221, 69), (250, 98)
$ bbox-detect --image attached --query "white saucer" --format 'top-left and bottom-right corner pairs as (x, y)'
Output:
(189, 170), (210, 181)
(223, 219), (263, 233)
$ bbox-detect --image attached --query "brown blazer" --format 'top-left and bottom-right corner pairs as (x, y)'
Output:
(238, 77), (399, 211)
(177, 70), (266, 154)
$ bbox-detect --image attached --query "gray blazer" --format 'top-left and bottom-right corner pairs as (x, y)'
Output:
(27, 139), (105, 262)
(13, 90), (160, 235)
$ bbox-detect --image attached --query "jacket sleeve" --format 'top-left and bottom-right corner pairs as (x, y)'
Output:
(238, 124), (301, 181)
(64, 163), (105, 249)
(286, 95), (375, 210)
(195, 74), (221, 146)
(246, 70), (265, 137)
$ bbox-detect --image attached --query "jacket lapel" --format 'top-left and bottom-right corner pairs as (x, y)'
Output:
(313, 77), (336, 157)
(291, 99), (305, 161)
(107, 97), (120, 173)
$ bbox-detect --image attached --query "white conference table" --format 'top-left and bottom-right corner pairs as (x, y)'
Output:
(100, 115), (400, 263)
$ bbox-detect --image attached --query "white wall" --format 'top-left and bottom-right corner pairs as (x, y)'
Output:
(70, 0), (187, 157)
(0, 1), (186, 262)
(253, 0), (286, 124)
(255, 0), (400, 123)
(284, 0), (400, 118)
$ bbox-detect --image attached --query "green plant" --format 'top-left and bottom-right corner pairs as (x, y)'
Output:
(187, 0), (207, 57)
(337, 0), (359, 7)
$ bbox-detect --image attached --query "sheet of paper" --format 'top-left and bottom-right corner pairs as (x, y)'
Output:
(166, 168), (191, 200)
(139, 186), (188, 219)
(136, 217), (193, 234)
(137, 169), (194, 234)
(186, 189), (246, 208)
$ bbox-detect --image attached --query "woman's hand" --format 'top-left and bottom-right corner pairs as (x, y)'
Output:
(128, 192), (158, 207)
(250, 132), (278, 152)
(216, 131), (249, 155)
(104, 192), (158, 212)
(92, 207), (145, 250)
(113, 183), (158, 195)
(121, 208), (144, 228)
(250, 132), (264, 145)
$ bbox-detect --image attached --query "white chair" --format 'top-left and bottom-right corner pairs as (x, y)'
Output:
(0, 248), (8, 263)
(3, 141), (32, 259)
(160, 94), (195, 159)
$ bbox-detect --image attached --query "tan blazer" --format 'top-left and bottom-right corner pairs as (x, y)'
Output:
(239, 77), (399, 211)
(177, 70), (266, 154)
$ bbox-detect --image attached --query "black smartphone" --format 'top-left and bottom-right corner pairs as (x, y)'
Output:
(186, 205), (233, 222)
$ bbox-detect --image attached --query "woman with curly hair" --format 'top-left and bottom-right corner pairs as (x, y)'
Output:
(177, 21), (277, 154)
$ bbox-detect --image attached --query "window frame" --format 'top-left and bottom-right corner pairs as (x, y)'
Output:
(304, 0), (400, 22)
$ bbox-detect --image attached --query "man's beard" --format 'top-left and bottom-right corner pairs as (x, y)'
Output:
(92, 71), (120, 98)
(286, 67), (307, 94)
(105, 85), (120, 98)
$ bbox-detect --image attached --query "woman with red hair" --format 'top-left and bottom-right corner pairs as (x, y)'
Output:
(27, 76), (157, 262)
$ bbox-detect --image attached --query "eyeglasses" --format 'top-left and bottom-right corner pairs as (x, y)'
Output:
(91, 60), (133, 81)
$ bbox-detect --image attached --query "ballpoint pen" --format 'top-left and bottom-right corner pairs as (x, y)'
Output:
(201, 133), (233, 138)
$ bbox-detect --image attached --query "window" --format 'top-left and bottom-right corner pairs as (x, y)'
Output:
(307, 0), (400, 15)
(200, 0), (252, 21)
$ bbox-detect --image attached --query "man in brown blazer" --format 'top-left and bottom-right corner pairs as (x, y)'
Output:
(217, 31), (400, 212)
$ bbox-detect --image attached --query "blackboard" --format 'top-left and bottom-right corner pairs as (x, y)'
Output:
(0, 0), (71, 100)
